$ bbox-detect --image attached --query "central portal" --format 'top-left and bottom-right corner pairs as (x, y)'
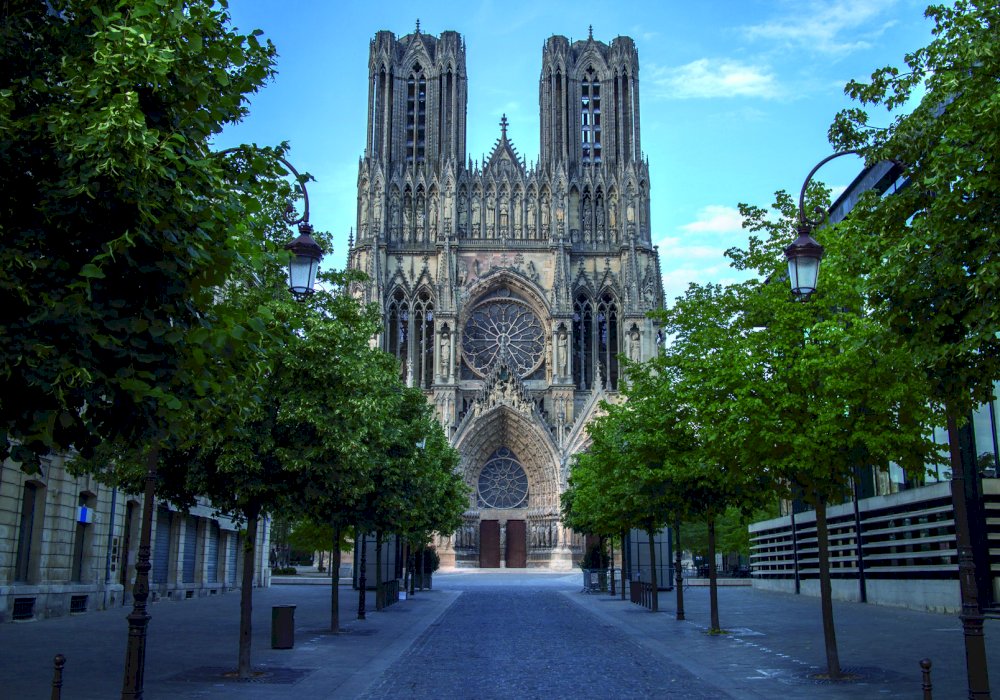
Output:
(478, 519), (527, 568)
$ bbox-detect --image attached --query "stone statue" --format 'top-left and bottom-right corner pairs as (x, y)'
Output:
(390, 193), (400, 234)
(440, 332), (451, 377)
(557, 328), (568, 377)
(630, 330), (641, 361)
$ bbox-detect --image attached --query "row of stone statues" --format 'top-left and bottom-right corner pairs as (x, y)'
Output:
(450, 517), (561, 549)
(359, 191), (638, 244)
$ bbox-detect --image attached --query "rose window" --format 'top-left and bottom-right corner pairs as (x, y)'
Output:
(477, 447), (529, 509)
(462, 293), (544, 377)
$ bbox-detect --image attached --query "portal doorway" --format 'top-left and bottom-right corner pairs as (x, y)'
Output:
(505, 519), (526, 568)
(479, 520), (500, 567)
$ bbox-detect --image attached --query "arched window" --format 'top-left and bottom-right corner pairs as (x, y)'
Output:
(597, 292), (620, 390)
(387, 289), (409, 380)
(406, 63), (427, 166)
(573, 293), (594, 390)
(581, 68), (601, 164)
(413, 290), (435, 388)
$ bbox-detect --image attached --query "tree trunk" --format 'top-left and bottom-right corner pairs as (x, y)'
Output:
(409, 544), (416, 596)
(357, 531), (366, 620)
(647, 527), (658, 612)
(609, 536), (616, 597)
(674, 521), (685, 621)
(946, 404), (991, 698)
(708, 517), (721, 633)
(815, 497), (841, 678)
(237, 503), (261, 679)
(330, 523), (341, 633)
(417, 543), (425, 591)
(375, 531), (383, 611)
(402, 542), (410, 596)
(620, 529), (627, 600)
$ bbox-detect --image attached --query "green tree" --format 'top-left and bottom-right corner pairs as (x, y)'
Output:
(0, 0), (277, 469)
(567, 384), (695, 613)
(706, 187), (934, 677)
(828, 5), (999, 691)
(353, 384), (465, 611)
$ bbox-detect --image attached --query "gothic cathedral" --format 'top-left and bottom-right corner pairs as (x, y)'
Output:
(348, 26), (664, 569)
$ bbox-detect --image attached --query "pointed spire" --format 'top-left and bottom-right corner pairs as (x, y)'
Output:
(500, 113), (509, 140)
(348, 227), (354, 249)
(415, 18), (420, 34)
(588, 25), (593, 41)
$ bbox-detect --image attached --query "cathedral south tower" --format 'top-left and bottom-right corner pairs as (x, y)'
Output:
(349, 25), (664, 568)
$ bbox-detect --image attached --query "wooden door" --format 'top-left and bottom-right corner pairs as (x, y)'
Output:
(479, 520), (500, 568)
(505, 520), (527, 568)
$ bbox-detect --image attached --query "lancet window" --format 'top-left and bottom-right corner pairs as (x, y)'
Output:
(581, 68), (601, 164)
(386, 289), (409, 380)
(572, 293), (594, 390)
(597, 292), (620, 390)
(413, 290), (435, 389)
(573, 291), (620, 390)
(406, 64), (427, 166)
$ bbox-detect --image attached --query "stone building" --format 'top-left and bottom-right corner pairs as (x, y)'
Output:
(348, 25), (664, 568)
(0, 454), (270, 623)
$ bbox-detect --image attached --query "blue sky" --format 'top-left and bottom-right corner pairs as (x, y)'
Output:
(218, 0), (935, 304)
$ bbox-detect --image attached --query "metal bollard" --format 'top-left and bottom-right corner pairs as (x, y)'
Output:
(51, 654), (66, 700)
(920, 658), (932, 700)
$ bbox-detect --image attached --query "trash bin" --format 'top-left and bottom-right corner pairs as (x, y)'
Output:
(271, 605), (295, 649)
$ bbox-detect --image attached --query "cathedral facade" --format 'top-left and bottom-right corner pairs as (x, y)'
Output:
(348, 26), (664, 568)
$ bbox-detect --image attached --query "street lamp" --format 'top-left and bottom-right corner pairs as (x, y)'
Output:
(783, 150), (860, 299)
(277, 157), (323, 297)
(120, 151), (324, 699)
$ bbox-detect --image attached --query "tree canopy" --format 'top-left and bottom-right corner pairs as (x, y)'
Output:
(0, 0), (278, 469)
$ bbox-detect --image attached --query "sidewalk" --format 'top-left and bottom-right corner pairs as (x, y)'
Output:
(567, 583), (999, 699)
(0, 582), (458, 699)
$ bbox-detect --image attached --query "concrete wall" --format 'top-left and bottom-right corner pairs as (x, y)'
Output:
(752, 576), (962, 613)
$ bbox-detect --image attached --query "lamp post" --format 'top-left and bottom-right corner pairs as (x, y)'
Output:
(783, 150), (859, 300)
(120, 152), (324, 699)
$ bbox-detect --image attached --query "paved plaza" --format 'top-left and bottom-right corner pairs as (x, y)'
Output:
(1, 570), (996, 698)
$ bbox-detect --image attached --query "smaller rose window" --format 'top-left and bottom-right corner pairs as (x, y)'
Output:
(477, 447), (529, 509)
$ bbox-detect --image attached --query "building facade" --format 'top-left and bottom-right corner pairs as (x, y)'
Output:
(0, 455), (270, 623)
(348, 26), (664, 568)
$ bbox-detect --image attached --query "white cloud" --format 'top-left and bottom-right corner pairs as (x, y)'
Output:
(743, 0), (900, 56)
(654, 205), (757, 306)
(679, 205), (745, 234)
(647, 59), (781, 100)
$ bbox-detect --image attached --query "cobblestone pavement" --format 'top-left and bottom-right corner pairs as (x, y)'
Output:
(360, 587), (726, 700)
(2, 570), (996, 698)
